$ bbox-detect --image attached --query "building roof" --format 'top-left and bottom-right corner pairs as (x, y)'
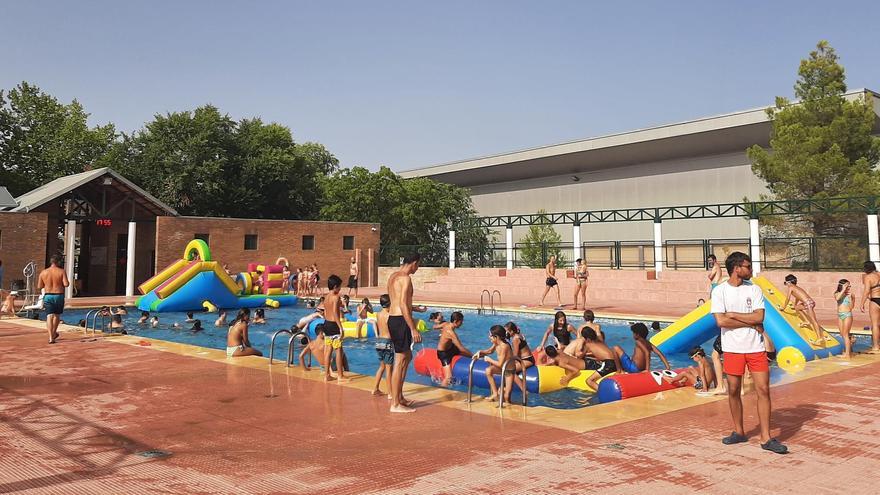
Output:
(401, 89), (880, 187)
(6, 168), (178, 216)
(0, 186), (17, 208)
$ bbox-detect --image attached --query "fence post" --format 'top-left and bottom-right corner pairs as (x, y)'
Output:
(614, 241), (621, 269)
(448, 230), (456, 269)
(653, 220), (663, 274)
(505, 226), (513, 270)
(572, 223), (581, 267)
(811, 237), (819, 272)
(703, 239), (710, 270)
(749, 217), (761, 274)
(868, 213), (880, 263)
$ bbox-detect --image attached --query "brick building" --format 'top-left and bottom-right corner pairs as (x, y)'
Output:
(0, 168), (379, 297)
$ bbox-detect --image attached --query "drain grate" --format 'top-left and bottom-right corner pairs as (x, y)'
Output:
(135, 449), (173, 459)
(605, 443), (625, 450)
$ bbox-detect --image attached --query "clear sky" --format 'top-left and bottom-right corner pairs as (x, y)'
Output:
(2, 1), (877, 172)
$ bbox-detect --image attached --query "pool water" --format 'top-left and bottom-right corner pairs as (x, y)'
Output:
(56, 304), (857, 409)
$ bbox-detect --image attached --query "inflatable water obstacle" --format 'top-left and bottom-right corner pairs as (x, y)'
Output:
(136, 240), (298, 312)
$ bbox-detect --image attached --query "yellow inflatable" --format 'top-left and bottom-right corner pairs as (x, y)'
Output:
(202, 300), (218, 313)
(417, 319), (429, 332)
(265, 298), (280, 309)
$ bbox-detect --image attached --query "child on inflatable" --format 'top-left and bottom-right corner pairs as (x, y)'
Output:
(474, 325), (513, 403)
(505, 321), (534, 400)
(779, 274), (831, 345)
(355, 298), (373, 338)
(613, 322), (671, 373)
(436, 312), (472, 387)
(664, 346), (717, 394)
(578, 310), (604, 342)
(553, 327), (623, 390)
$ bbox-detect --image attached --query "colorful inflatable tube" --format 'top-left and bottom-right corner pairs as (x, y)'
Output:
(596, 368), (693, 403)
(305, 318), (376, 339)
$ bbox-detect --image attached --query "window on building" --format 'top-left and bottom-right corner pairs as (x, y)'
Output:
(194, 233), (209, 244)
(343, 236), (355, 250)
(302, 235), (315, 250)
(244, 234), (258, 250)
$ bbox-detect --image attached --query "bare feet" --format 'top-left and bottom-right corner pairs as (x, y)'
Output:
(336, 376), (350, 383)
(390, 404), (416, 413)
(371, 389), (384, 396)
(301, 365), (311, 371)
(387, 394), (393, 400)
(324, 375), (336, 382)
(710, 387), (727, 396)
(484, 395), (498, 401)
(400, 398), (416, 407)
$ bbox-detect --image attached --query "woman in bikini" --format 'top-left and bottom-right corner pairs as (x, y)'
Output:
(573, 258), (589, 310)
(861, 261), (880, 353)
(835, 279), (854, 359)
(505, 321), (534, 400)
(539, 311), (576, 352)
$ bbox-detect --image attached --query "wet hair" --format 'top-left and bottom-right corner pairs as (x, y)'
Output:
(255, 309), (265, 318)
(150, 316), (159, 321)
(544, 345), (559, 358)
(450, 311), (464, 324)
(689, 346), (706, 358)
(327, 275), (342, 290)
(315, 323), (325, 336)
(141, 311), (149, 317)
(361, 298), (370, 305)
(219, 309), (227, 316)
(112, 314), (122, 323)
(379, 294), (391, 308)
(186, 312), (194, 319)
(402, 252), (421, 265)
(630, 322), (649, 339)
(651, 321), (661, 331)
(583, 309), (595, 322)
(307, 300), (316, 308)
(489, 325), (508, 342)
(837, 279), (850, 293)
(581, 326), (598, 341)
(78, 319), (86, 327)
(724, 252), (750, 275)
(191, 320), (203, 331)
(784, 274), (798, 285)
(232, 308), (250, 325)
(504, 321), (520, 335)
(553, 311), (567, 333)
(429, 311), (442, 321)
(865, 261), (877, 274)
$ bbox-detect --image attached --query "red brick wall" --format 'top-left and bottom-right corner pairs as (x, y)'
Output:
(155, 217), (381, 287)
(0, 212), (48, 291)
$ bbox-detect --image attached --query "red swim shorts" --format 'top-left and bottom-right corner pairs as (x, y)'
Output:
(722, 351), (769, 376)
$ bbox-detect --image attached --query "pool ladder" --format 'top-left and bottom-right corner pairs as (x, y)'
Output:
(478, 290), (502, 316)
(83, 309), (108, 335)
(463, 355), (527, 408)
(268, 327), (312, 368)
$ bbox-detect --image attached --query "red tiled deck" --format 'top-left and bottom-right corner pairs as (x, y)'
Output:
(3, 318), (880, 494)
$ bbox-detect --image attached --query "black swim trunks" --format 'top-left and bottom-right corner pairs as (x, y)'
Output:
(347, 275), (358, 289)
(388, 315), (413, 353)
(546, 277), (558, 287)
(522, 355), (536, 365)
(553, 327), (571, 347)
(713, 335), (723, 354)
(323, 321), (341, 337)
(583, 357), (617, 377)
(437, 346), (460, 366)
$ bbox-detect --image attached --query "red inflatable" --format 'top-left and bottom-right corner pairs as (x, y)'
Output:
(597, 368), (694, 403)
(413, 349), (463, 381)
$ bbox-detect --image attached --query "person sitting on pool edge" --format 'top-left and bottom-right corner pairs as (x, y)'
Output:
(613, 322), (671, 373)
(436, 311), (472, 387)
(226, 308), (262, 358)
(551, 327), (623, 390)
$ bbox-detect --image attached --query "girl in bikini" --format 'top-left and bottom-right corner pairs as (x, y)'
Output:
(779, 274), (830, 345)
(573, 258), (589, 310)
(835, 279), (854, 359)
(474, 325), (513, 404)
(861, 261), (880, 353)
(505, 321), (534, 400)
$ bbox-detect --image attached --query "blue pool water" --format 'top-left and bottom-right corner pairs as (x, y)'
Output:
(57, 304), (742, 409)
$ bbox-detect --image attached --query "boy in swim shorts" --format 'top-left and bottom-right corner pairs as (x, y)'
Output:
(372, 294), (394, 397)
(322, 275), (347, 382)
(436, 312), (472, 386)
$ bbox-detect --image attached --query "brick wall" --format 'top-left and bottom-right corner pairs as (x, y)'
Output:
(0, 212), (48, 291)
(155, 217), (381, 287)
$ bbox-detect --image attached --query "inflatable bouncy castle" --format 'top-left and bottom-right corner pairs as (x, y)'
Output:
(137, 240), (298, 312)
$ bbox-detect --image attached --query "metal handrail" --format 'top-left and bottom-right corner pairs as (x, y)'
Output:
(84, 309), (98, 335)
(287, 331), (311, 368)
(490, 290), (501, 316)
(478, 289), (491, 315)
(464, 354), (481, 403)
(268, 328), (293, 364)
(89, 311), (107, 334)
(499, 357), (528, 408)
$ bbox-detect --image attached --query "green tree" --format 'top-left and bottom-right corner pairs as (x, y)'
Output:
(517, 210), (567, 268)
(747, 41), (880, 235)
(0, 82), (115, 196)
(320, 166), (490, 266)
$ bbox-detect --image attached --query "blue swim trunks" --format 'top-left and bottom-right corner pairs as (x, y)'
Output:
(43, 293), (65, 315)
(375, 337), (394, 365)
(619, 352), (641, 373)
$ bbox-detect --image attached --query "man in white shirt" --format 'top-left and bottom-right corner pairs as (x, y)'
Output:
(710, 252), (787, 454)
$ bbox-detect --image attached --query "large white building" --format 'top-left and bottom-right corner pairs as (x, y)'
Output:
(402, 89), (880, 245)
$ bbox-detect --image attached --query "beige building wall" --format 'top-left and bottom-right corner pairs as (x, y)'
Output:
(469, 151), (768, 243)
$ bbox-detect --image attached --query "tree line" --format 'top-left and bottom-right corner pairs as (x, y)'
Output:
(0, 83), (489, 253)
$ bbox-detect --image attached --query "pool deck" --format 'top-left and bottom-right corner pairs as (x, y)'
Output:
(3, 316), (880, 494)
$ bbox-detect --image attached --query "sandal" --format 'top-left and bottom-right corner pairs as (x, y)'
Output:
(761, 438), (788, 454)
(722, 432), (748, 445)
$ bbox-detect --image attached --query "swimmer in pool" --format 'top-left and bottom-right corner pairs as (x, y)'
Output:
(150, 316), (159, 328)
(539, 311), (576, 354)
(253, 308), (266, 324)
(138, 311), (150, 324)
(110, 314), (125, 330)
(436, 312), (472, 387)
(215, 310), (227, 327)
(185, 312), (196, 323)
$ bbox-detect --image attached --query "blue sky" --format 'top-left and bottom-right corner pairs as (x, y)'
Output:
(2, 1), (877, 172)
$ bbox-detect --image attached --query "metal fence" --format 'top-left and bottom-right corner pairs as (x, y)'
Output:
(382, 236), (866, 271)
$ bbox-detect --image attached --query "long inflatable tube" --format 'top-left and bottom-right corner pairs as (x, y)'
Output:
(597, 368), (693, 403)
(304, 318), (376, 339)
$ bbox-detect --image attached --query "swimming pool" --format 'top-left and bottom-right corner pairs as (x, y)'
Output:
(57, 304), (771, 409)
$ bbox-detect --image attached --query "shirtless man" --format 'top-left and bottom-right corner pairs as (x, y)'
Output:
(322, 275), (347, 382)
(708, 254), (723, 296)
(550, 327), (623, 390)
(387, 252), (423, 413)
(37, 255), (69, 344)
(613, 322), (671, 373)
(436, 312), (472, 386)
(779, 274), (830, 344)
(861, 261), (880, 352)
(347, 257), (359, 298)
(539, 255), (562, 307)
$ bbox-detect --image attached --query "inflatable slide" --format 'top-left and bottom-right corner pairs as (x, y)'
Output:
(136, 240), (297, 312)
(650, 276), (841, 369)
